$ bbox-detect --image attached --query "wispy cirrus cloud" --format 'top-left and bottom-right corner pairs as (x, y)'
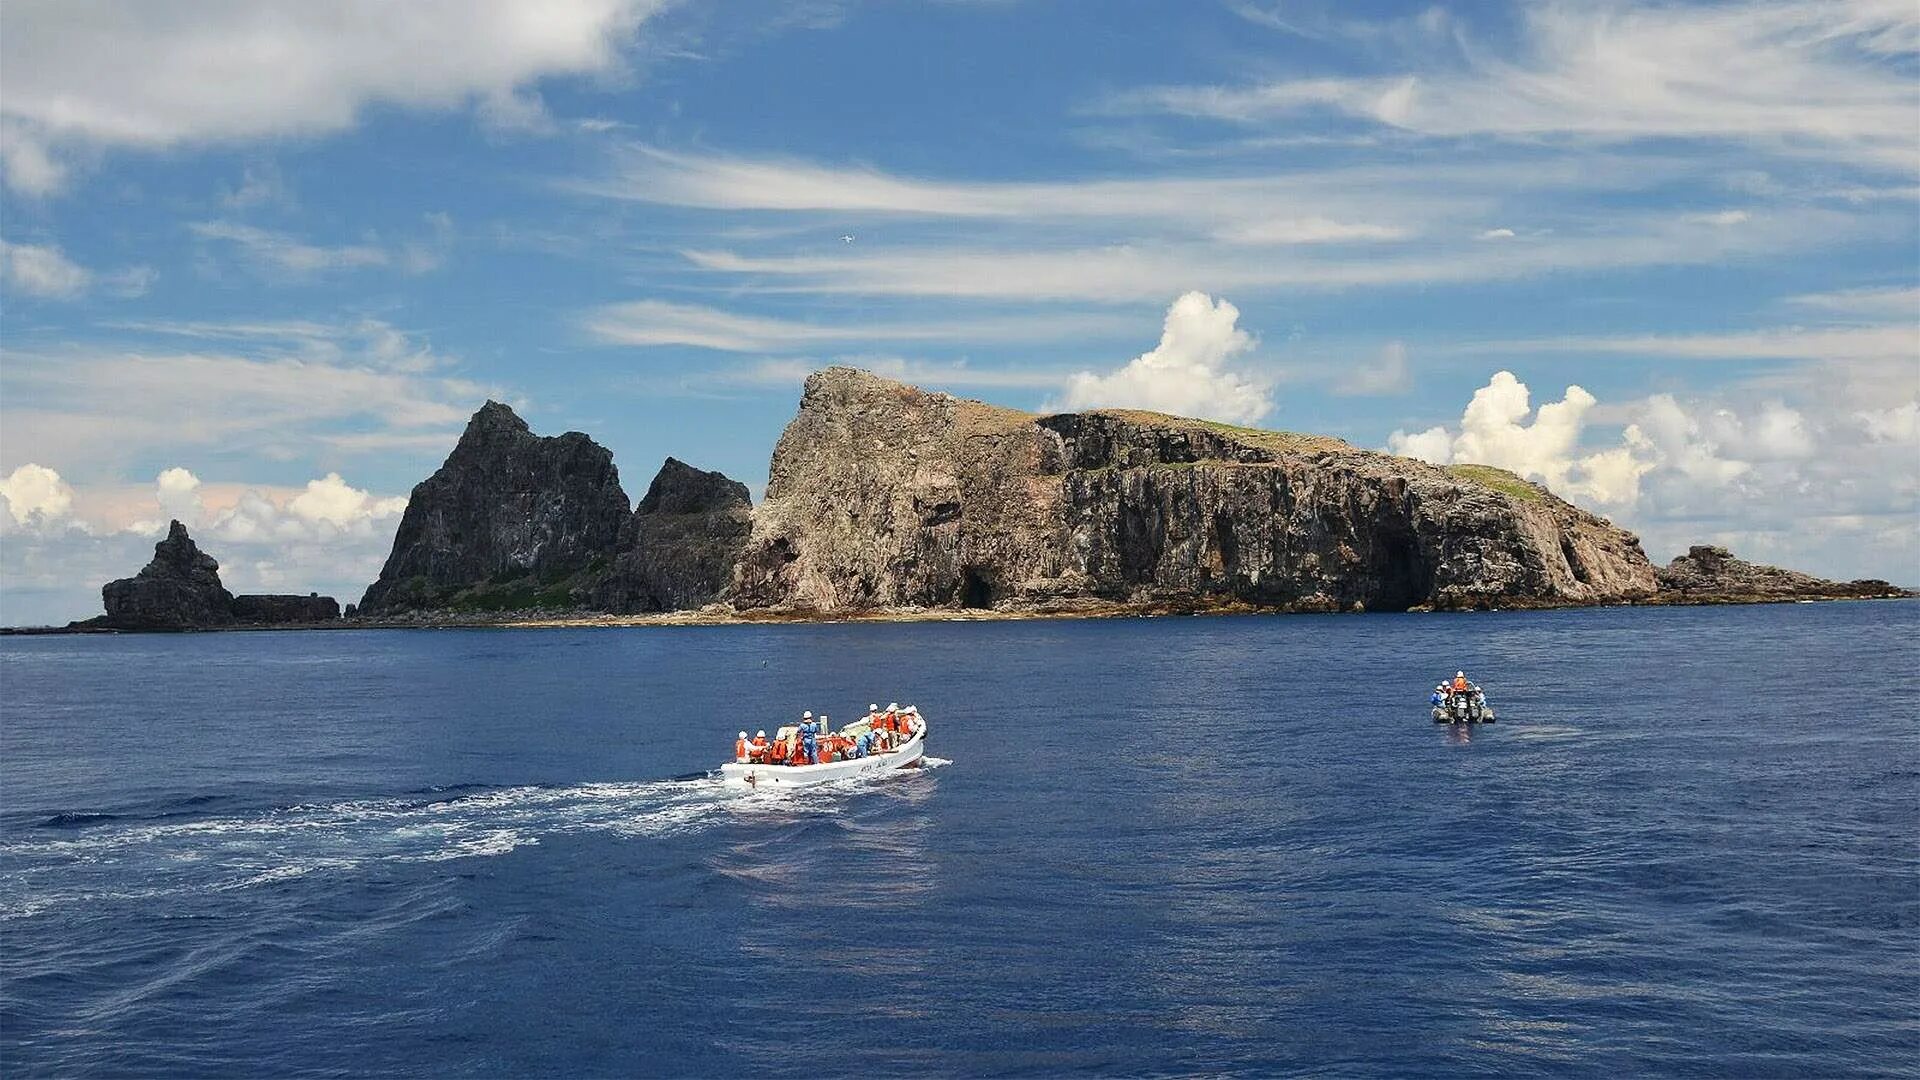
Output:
(189, 214), (453, 278)
(1462, 325), (1920, 364)
(579, 143), (1505, 230)
(671, 203), (1865, 302)
(583, 298), (1137, 352)
(0, 318), (495, 474)
(1785, 284), (1920, 318)
(0, 235), (90, 298)
(1115, 0), (1920, 172)
(190, 221), (390, 274)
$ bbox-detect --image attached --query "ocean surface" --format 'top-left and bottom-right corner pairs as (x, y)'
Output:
(1, 602), (1916, 1077)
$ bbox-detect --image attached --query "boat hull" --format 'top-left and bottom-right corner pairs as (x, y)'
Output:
(720, 729), (925, 788)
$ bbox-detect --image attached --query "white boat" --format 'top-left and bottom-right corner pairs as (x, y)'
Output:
(720, 714), (927, 789)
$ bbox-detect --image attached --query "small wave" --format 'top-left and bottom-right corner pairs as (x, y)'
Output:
(37, 811), (121, 829)
(405, 782), (491, 796)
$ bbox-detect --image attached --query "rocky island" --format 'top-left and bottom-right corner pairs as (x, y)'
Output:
(70, 520), (340, 631)
(52, 368), (1907, 633)
(733, 368), (1658, 614)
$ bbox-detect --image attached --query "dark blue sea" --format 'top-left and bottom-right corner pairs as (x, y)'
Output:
(2, 602), (1916, 1078)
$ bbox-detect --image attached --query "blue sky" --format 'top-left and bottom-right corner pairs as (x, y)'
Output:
(1, 0), (1916, 625)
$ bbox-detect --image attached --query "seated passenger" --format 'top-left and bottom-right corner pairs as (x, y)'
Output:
(749, 730), (770, 762)
(735, 731), (750, 763)
(1452, 670), (1469, 692)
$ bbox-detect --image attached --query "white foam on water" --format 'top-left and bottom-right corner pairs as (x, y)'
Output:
(1, 765), (941, 917)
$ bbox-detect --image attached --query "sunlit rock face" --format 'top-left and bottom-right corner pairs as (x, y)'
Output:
(731, 367), (1660, 615)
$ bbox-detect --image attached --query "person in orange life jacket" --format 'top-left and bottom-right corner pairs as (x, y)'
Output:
(735, 732), (750, 763)
(1452, 671), (1469, 692)
(749, 730), (769, 762)
(866, 703), (881, 727)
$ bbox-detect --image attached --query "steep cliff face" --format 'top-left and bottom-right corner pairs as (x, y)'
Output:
(98, 520), (237, 628)
(733, 368), (1659, 613)
(1655, 545), (1905, 602)
(359, 402), (630, 614)
(591, 458), (754, 613)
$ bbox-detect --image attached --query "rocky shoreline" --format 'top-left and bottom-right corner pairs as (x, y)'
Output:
(9, 586), (1910, 636)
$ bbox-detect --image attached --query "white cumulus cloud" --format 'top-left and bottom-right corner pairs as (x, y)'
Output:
(1858, 401), (1919, 444)
(288, 472), (409, 527)
(1387, 370), (1652, 505)
(0, 463), (74, 524)
(1384, 370), (1919, 582)
(154, 466), (204, 521)
(1057, 292), (1273, 425)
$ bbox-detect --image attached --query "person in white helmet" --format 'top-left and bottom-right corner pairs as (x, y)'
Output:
(735, 731), (750, 763)
(1452, 671), (1469, 692)
(799, 711), (820, 765)
(749, 729), (770, 762)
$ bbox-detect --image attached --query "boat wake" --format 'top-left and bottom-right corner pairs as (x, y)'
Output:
(0, 768), (939, 920)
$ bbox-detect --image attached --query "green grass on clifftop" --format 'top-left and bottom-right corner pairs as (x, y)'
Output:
(1446, 464), (1545, 503)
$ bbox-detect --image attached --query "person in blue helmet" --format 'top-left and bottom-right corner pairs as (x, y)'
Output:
(799, 711), (820, 765)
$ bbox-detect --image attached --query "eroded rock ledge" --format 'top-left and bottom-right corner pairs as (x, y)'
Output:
(1652, 545), (1906, 604)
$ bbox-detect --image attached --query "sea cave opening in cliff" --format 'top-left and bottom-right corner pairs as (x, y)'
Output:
(960, 567), (997, 609)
